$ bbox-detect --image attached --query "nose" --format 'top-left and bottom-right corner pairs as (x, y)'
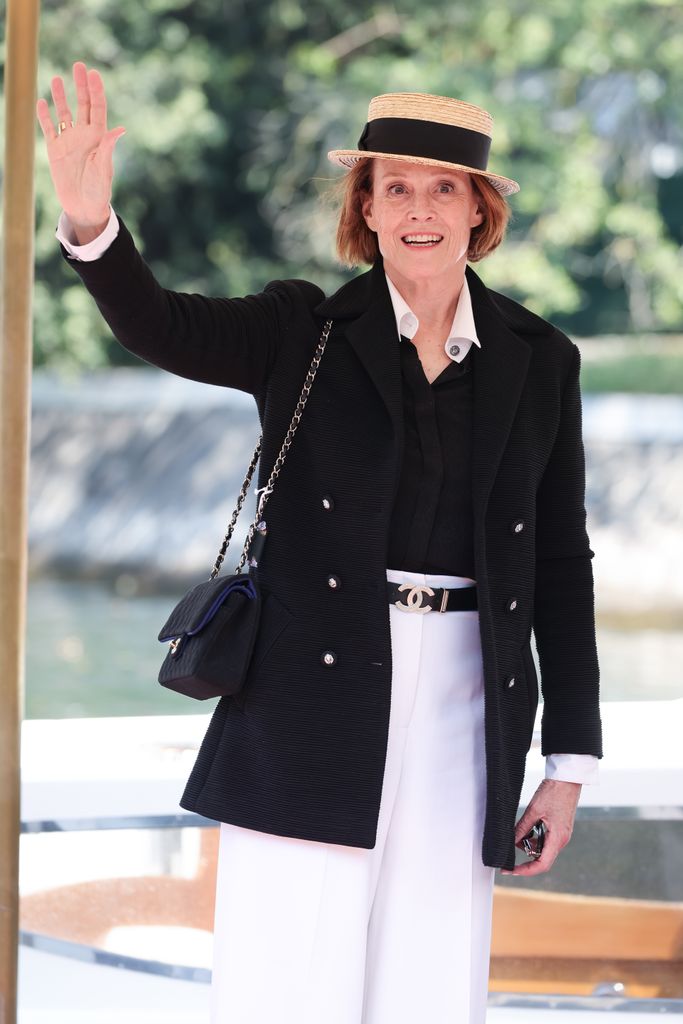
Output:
(407, 189), (436, 220)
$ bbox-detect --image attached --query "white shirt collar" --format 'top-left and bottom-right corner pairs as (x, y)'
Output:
(384, 270), (481, 364)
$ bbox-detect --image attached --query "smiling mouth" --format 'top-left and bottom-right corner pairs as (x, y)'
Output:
(401, 234), (444, 248)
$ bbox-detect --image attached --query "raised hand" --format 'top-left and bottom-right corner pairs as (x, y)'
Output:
(36, 60), (126, 233)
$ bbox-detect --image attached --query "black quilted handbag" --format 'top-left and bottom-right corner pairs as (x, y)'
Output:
(157, 318), (333, 700)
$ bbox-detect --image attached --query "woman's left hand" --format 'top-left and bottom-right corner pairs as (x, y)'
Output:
(500, 778), (582, 877)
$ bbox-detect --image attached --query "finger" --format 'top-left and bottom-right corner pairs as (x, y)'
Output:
(513, 818), (533, 845)
(73, 61), (91, 127)
(501, 848), (554, 877)
(99, 126), (126, 158)
(88, 68), (107, 131)
(50, 74), (73, 127)
(506, 847), (557, 877)
(36, 97), (57, 142)
(513, 810), (543, 845)
(508, 829), (563, 876)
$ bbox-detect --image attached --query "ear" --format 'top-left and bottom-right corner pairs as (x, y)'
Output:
(471, 202), (484, 229)
(467, 175), (485, 229)
(361, 193), (376, 232)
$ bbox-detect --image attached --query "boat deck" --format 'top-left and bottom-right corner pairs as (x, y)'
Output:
(19, 700), (683, 1020)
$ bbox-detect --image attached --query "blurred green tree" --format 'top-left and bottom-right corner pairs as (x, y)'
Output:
(19, 0), (683, 368)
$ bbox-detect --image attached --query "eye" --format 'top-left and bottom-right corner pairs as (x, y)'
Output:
(437, 181), (456, 193)
(387, 183), (408, 195)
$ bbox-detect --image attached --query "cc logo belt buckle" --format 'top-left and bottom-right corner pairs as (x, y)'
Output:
(395, 584), (435, 613)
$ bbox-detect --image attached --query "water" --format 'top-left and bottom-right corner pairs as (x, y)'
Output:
(25, 578), (201, 719)
(25, 578), (682, 719)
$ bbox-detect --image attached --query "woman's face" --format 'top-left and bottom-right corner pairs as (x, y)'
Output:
(360, 158), (483, 284)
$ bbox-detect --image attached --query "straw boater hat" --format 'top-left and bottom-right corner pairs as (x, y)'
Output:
(327, 92), (520, 197)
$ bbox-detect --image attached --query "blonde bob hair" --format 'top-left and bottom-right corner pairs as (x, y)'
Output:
(327, 157), (511, 269)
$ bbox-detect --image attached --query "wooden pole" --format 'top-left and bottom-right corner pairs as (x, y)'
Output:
(0, 1), (41, 1020)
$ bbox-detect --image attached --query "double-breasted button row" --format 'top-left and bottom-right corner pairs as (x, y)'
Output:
(504, 519), (523, 614)
(321, 547), (340, 661)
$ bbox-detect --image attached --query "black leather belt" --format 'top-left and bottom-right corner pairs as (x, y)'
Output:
(387, 580), (478, 613)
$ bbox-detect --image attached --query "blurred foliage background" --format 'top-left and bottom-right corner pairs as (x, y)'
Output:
(4, 0), (683, 371)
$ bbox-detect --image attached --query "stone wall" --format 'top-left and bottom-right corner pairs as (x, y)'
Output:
(28, 369), (683, 615)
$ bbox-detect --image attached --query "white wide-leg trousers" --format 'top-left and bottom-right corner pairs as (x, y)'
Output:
(209, 568), (496, 1024)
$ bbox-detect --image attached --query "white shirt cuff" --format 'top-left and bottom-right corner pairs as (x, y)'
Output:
(545, 752), (599, 784)
(56, 205), (120, 261)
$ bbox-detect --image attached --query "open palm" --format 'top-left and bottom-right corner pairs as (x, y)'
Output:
(36, 60), (126, 227)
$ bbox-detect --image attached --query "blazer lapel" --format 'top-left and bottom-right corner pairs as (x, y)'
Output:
(465, 264), (531, 520)
(314, 259), (533, 522)
(314, 259), (404, 475)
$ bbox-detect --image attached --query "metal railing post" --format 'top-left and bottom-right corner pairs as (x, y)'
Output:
(0, 1), (41, 1020)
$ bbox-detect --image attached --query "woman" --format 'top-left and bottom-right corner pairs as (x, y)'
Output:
(37, 65), (603, 1024)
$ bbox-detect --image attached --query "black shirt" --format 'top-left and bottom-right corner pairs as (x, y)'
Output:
(387, 335), (476, 579)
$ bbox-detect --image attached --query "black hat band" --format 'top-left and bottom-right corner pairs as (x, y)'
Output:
(357, 117), (491, 171)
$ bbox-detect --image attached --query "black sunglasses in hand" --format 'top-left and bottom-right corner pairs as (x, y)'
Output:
(521, 820), (546, 859)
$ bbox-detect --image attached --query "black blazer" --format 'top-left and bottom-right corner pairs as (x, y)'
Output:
(60, 216), (603, 869)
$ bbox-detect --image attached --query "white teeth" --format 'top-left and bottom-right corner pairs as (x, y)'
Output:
(403, 234), (443, 244)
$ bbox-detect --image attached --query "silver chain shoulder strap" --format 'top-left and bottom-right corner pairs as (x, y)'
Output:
(209, 318), (334, 579)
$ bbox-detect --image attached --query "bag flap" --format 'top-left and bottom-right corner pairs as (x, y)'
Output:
(158, 574), (258, 642)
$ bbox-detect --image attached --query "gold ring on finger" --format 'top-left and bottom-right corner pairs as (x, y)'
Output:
(57, 120), (74, 135)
